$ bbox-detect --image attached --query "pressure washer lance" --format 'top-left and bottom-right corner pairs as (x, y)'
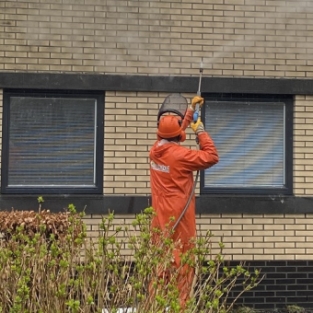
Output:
(193, 62), (203, 123)
(172, 62), (203, 231)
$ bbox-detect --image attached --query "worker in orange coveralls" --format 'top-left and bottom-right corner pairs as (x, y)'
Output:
(149, 95), (219, 308)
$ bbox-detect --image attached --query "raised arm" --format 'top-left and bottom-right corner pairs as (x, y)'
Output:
(179, 131), (219, 171)
(181, 96), (204, 130)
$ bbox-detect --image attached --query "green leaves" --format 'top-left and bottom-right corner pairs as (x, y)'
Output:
(0, 205), (263, 313)
(37, 196), (44, 204)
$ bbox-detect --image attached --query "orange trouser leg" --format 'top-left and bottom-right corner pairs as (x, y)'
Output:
(148, 258), (194, 310)
(176, 263), (194, 308)
(173, 247), (195, 309)
(149, 230), (195, 309)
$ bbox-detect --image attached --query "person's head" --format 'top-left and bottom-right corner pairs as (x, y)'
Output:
(157, 115), (186, 142)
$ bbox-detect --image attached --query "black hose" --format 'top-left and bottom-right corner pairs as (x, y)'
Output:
(171, 61), (204, 231)
(172, 169), (199, 231)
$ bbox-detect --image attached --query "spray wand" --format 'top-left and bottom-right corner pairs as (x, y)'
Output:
(193, 60), (204, 123)
(172, 61), (203, 231)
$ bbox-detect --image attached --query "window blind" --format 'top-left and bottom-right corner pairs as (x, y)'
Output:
(8, 96), (96, 187)
(204, 101), (285, 188)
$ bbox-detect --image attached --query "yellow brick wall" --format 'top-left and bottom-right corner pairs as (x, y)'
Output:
(104, 92), (310, 197)
(1, 0), (313, 78)
(95, 92), (313, 261)
(104, 91), (198, 195)
(0, 90), (312, 261)
(294, 95), (313, 195)
(197, 213), (313, 261)
(83, 213), (313, 261)
(1, 0), (313, 260)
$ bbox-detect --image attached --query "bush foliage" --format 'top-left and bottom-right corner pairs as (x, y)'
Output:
(0, 202), (262, 313)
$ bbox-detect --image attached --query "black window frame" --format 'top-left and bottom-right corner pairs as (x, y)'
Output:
(200, 93), (293, 195)
(1, 89), (104, 195)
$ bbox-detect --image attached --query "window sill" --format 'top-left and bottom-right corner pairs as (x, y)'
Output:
(0, 195), (312, 215)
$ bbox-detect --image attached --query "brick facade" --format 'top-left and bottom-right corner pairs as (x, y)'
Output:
(0, 0), (312, 257)
(294, 95), (313, 195)
(1, 0), (313, 307)
(1, 0), (313, 77)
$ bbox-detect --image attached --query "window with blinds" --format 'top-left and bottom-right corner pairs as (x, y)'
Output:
(202, 95), (293, 195)
(2, 91), (104, 194)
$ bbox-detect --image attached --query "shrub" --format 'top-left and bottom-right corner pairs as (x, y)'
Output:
(0, 203), (262, 313)
(286, 305), (305, 313)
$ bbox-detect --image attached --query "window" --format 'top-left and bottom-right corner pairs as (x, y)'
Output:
(201, 94), (293, 195)
(2, 90), (104, 194)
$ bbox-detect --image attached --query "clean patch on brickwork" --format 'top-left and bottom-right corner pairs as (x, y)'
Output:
(104, 91), (197, 195)
(294, 95), (313, 195)
(82, 213), (313, 261)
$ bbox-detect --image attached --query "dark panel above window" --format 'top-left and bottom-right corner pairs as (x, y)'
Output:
(2, 90), (104, 194)
(201, 94), (293, 195)
(1, 72), (313, 95)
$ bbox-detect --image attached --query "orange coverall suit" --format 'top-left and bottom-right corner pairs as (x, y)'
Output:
(149, 109), (219, 307)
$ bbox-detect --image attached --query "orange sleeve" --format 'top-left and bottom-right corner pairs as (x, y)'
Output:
(178, 132), (219, 172)
(181, 108), (193, 130)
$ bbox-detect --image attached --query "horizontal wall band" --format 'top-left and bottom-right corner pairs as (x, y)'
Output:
(1, 72), (313, 94)
(1, 195), (313, 214)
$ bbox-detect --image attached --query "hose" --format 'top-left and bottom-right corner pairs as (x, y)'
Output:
(172, 60), (203, 231)
(172, 168), (199, 231)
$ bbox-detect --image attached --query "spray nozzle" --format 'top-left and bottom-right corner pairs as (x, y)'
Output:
(199, 60), (204, 73)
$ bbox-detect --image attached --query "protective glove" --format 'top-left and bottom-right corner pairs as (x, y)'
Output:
(190, 117), (204, 135)
(190, 96), (204, 110)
